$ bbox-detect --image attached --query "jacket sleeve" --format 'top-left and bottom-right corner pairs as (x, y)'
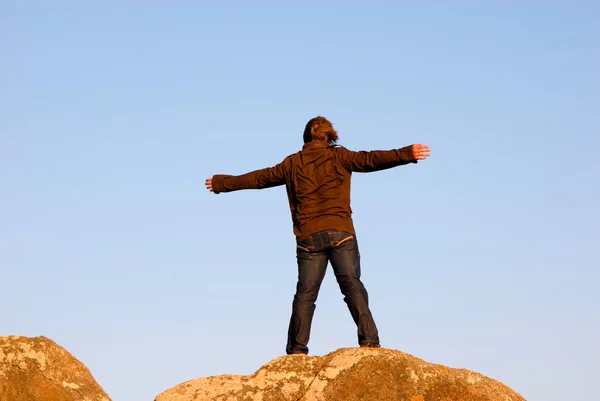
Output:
(337, 146), (417, 172)
(211, 161), (287, 194)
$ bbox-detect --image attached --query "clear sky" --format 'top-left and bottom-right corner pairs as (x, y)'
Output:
(1, 2), (598, 401)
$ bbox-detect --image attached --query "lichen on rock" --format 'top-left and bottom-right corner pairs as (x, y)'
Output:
(0, 336), (112, 401)
(155, 347), (526, 401)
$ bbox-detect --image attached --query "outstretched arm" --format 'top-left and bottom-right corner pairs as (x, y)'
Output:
(339, 144), (430, 172)
(205, 162), (287, 194)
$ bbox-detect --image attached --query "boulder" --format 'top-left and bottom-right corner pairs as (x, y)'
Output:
(155, 347), (525, 401)
(0, 336), (111, 401)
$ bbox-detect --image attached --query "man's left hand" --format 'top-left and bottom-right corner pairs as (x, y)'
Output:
(205, 177), (214, 192)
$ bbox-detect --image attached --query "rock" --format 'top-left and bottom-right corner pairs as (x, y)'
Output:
(155, 347), (525, 401)
(0, 336), (111, 401)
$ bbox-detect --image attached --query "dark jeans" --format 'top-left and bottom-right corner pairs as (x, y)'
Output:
(286, 230), (380, 355)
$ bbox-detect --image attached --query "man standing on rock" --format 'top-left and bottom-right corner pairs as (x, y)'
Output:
(205, 116), (431, 355)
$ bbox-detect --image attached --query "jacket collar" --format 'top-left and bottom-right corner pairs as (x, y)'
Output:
(302, 141), (331, 151)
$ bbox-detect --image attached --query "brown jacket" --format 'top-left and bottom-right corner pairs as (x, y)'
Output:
(212, 142), (417, 241)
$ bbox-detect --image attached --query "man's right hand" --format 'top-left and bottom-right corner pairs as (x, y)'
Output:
(412, 144), (431, 161)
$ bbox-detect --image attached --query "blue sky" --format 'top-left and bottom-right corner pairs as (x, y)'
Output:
(1, 2), (598, 401)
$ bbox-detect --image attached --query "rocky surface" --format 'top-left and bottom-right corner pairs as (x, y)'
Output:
(155, 347), (526, 401)
(0, 336), (111, 401)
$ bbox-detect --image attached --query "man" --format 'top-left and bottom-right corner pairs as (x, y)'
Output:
(205, 116), (431, 355)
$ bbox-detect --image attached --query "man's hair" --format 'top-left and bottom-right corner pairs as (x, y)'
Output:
(303, 116), (339, 145)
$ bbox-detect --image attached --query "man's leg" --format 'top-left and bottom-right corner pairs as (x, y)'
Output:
(286, 244), (328, 355)
(328, 232), (380, 347)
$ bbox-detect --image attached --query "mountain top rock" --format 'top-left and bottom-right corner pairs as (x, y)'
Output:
(0, 335), (111, 401)
(155, 347), (525, 401)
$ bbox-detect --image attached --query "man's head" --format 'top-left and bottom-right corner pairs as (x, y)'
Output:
(303, 116), (338, 145)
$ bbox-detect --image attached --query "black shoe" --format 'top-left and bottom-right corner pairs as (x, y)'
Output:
(360, 342), (381, 348)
